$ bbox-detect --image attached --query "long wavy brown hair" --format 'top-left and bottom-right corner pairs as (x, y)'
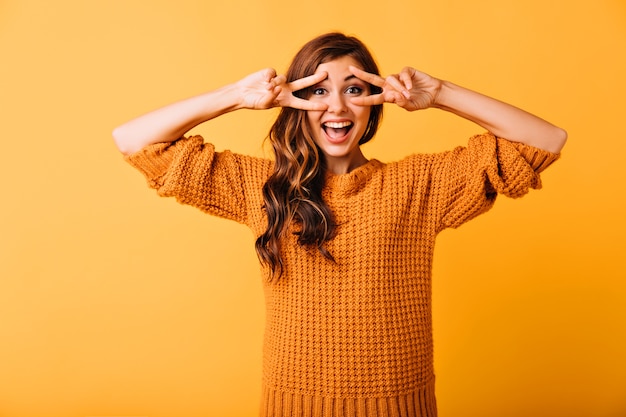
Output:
(255, 33), (383, 278)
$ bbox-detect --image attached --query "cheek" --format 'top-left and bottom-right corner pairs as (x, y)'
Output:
(305, 112), (324, 143)
(355, 107), (371, 127)
(306, 110), (323, 127)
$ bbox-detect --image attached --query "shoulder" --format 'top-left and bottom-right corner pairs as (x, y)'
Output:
(378, 152), (440, 177)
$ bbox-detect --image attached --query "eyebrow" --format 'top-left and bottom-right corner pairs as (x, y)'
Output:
(318, 74), (361, 83)
(312, 74), (365, 89)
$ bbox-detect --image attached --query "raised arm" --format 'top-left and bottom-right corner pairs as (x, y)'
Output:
(349, 66), (567, 154)
(112, 69), (328, 156)
(432, 80), (567, 153)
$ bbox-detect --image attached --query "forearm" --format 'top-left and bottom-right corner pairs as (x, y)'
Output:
(433, 81), (567, 153)
(112, 83), (243, 156)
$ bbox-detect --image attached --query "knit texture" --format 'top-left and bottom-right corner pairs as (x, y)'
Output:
(126, 132), (559, 417)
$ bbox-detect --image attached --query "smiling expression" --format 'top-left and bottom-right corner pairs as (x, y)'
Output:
(306, 56), (372, 174)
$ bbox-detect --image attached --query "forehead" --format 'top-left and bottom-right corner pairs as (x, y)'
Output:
(314, 56), (363, 78)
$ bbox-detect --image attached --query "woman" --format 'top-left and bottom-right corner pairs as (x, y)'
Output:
(113, 33), (566, 417)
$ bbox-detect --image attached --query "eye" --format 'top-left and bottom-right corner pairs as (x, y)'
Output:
(311, 87), (327, 96)
(346, 86), (364, 95)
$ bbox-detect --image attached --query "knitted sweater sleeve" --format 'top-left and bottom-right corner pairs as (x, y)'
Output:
(124, 135), (271, 226)
(433, 132), (560, 231)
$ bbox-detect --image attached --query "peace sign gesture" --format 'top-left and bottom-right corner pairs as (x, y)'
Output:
(349, 66), (442, 112)
(236, 68), (329, 111)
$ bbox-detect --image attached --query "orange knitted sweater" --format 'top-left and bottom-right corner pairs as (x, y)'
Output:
(126, 132), (559, 417)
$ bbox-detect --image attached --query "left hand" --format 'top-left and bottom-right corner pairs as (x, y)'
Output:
(349, 66), (442, 111)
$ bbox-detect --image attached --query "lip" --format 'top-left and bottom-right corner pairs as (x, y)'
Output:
(322, 118), (353, 124)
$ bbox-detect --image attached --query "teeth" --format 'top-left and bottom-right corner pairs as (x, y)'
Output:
(324, 121), (352, 128)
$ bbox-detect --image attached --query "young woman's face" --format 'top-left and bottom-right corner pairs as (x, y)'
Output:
(307, 55), (372, 174)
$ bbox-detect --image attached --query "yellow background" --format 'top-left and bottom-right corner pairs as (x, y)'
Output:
(1, 0), (625, 416)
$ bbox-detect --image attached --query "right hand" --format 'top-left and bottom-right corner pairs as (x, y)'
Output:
(236, 68), (329, 111)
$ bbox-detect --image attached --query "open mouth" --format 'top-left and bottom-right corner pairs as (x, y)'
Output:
(322, 121), (354, 141)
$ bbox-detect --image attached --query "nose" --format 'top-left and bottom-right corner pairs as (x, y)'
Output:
(326, 91), (348, 114)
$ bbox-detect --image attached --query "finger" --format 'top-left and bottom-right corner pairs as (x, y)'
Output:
(289, 97), (329, 111)
(263, 68), (277, 82)
(258, 86), (281, 109)
(383, 74), (411, 99)
(288, 71), (328, 91)
(270, 74), (287, 89)
(350, 93), (386, 107)
(398, 68), (414, 91)
(274, 74), (286, 83)
(349, 66), (385, 88)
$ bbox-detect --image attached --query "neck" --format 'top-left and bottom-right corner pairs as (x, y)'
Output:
(324, 151), (369, 175)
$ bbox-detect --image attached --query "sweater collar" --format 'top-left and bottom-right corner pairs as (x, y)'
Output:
(323, 159), (383, 195)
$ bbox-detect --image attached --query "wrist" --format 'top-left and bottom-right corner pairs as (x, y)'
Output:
(219, 82), (247, 112)
(431, 80), (454, 111)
